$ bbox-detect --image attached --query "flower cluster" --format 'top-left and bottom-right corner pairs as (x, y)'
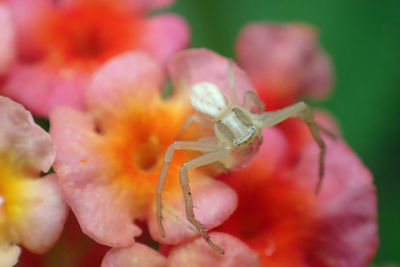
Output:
(0, 0), (377, 266)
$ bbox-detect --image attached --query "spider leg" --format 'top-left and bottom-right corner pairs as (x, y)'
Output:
(175, 115), (214, 140)
(156, 140), (219, 238)
(243, 90), (266, 113)
(179, 149), (231, 254)
(228, 60), (239, 106)
(298, 107), (326, 194)
(255, 101), (327, 194)
(318, 124), (337, 140)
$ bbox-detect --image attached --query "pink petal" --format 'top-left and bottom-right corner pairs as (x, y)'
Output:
(7, 0), (54, 60)
(101, 244), (168, 267)
(50, 107), (142, 247)
(168, 48), (256, 103)
(0, 96), (55, 173)
(0, 3), (15, 75)
(1, 63), (88, 117)
(279, 108), (340, 159)
(292, 140), (378, 265)
(168, 232), (261, 267)
(303, 50), (333, 98)
(0, 245), (21, 267)
(12, 174), (68, 254)
(87, 52), (164, 120)
(236, 23), (332, 104)
(220, 127), (288, 182)
(138, 14), (189, 66)
(148, 176), (238, 244)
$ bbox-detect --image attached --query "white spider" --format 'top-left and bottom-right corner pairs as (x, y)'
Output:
(156, 63), (332, 254)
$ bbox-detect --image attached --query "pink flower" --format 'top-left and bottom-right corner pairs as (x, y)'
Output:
(0, 96), (68, 266)
(216, 130), (378, 266)
(0, 2), (15, 75)
(236, 22), (333, 110)
(102, 232), (261, 267)
(49, 51), (238, 249)
(170, 48), (377, 266)
(1, 0), (189, 117)
(17, 214), (109, 267)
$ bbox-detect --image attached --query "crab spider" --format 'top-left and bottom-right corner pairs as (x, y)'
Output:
(156, 66), (331, 254)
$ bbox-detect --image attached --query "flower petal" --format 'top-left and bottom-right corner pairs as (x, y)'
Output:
(168, 48), (256, 103)
(278, 108), (340, 159)
(291, 140), (378, 265)
(138, 14), (189, 66)
(168, 232), (261, 267)
(0, 96), (55, 173)
(220, 127), (288, 183)
(1, 63), (88, 117)
(101, 244), (168, 267)
(0, 3), (15, 75)
(0, 245), (21, 267)
(148, 176), (237, 244)
(50, 107), (142, 247)
(11, 174), (68, 254)
(87, 52), (164, 120)
(7, 0), (54, 60)
(236, 23), (332, 109)
(303, 50), (333, 98)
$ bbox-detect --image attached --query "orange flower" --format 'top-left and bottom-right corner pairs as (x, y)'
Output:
(50, 52), (237, 248)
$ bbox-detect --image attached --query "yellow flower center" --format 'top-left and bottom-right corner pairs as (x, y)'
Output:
(96, 94), (206, 218)
(0, 152), (29, 245)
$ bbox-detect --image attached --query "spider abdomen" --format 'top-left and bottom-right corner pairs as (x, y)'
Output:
(190, 82), (230, 120)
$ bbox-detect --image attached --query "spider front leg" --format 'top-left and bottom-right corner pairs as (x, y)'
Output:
(179, 149), (231, 254)
(156, 140), (220, 238)
(255, 101), (329, 193)
(175, 115), (214, 140)
(243, 90), (266, 113)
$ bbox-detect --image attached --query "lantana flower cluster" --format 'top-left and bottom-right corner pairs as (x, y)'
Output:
(0, 0), (377, 266)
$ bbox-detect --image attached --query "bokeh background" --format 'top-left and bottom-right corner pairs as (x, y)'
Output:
(164, 0), (400, 264)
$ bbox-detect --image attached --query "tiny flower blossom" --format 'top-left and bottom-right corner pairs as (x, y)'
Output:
(1, 0), (189, 117)
(0, 2), (15, 75)
(0, 96), (68, 267)
(236, 22), (333, 110)
(102, 232), (261, 267)
(50, 52), (238, 249)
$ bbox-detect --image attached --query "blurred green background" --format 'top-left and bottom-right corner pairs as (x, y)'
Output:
(166, 0), (400, 264)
